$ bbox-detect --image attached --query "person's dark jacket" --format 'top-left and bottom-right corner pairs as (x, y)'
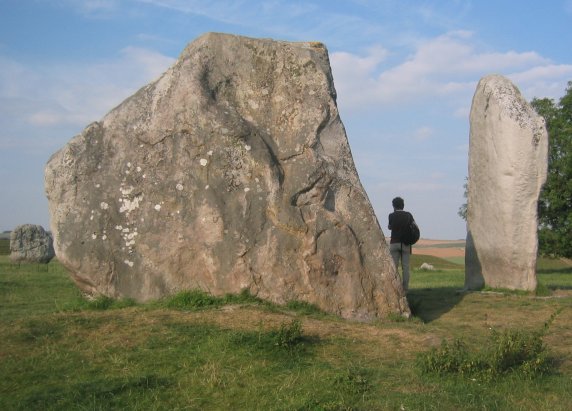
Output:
(388, 210), (413, 244)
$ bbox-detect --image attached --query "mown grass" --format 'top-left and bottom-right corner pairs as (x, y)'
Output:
(0, 238), (10, 255)
(1, 255), (571, 410)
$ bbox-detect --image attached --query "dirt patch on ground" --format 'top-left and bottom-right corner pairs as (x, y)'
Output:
(413, 239), (466, 259)
(414, 246), (465, 259)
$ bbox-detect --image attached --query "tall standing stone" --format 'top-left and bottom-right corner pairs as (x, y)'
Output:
(10, 224), (55, 264)
(45, 33), (409, 321)
(465, 74), (548, 291)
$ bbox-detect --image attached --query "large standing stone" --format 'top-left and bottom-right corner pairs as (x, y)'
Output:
(465, 74), (548, 291)
(45, 33), (408, 321)
(10, 224), (55, 264)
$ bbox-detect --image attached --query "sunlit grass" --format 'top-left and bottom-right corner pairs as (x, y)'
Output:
(1, 255), (571, 410)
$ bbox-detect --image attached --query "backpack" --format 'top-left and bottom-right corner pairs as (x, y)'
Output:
(402, 214), (420, 246)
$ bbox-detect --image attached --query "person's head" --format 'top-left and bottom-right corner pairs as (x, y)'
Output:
(392, 197), (404, 210)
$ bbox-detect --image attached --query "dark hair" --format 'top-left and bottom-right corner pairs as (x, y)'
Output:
(392, 197), (404, 210)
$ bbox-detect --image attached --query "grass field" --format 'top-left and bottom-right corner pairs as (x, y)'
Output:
(0, 238), (9, 255)
(1, 255), (571, 410)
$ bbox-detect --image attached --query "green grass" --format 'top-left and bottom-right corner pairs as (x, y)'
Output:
(414, 242), (465, 249)
(410, 254), (463, 270)
(536, 258), (572, 291)
(0, 238), (9, 255)
(1, 255), (571, 410)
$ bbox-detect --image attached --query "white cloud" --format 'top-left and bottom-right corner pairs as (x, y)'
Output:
(57, 0), (120, 17)
(330, 30), (569, 112)
(413, 126), (433, 141)
(454, 106), (470, 118)
(0, 47), (174, 133)
(28, 111), (66, 127)
(329, 46), (388, 105)
(0, 47), (175, 152)
(508, 64), (572, 100)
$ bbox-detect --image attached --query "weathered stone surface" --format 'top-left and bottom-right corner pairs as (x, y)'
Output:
(465, 74), (548, 291)
(45, 33), (408, 321)
(10, 224), (55, 264)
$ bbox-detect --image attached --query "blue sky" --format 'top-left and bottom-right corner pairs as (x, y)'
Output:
(1, 1), (571, 239)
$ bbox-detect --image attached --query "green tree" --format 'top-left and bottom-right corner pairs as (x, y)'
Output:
(457, 177), (468, 221)
(531, 81), (572, 258)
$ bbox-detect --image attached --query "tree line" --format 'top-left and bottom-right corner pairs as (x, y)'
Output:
(531, 82), (572, 258)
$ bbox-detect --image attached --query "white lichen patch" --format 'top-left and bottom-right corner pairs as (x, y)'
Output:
(119, 194), (143, 215)
(92, 234), (97, 240)
(207, 150), (213, 156)
(205, 185), (210, 190)
(124, 260), (134, 267)
(154, 204), (162, 211)
(120, 185), (134, 196)
(119, 186), (143, 216)
(244, 187), (250, 192)
(136, 166), (142, 172)
(200, 158), (208, 166)
(100, 202), (109, 210)
(102, 235), (107, 240)
(176, 183), (184, 191)
(244, 145), (251, 151)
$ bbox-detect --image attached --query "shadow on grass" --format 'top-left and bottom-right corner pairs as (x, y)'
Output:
(406, 287), (465, 323)
(547, 285), (572, 290)
(537, 267), (572, 274)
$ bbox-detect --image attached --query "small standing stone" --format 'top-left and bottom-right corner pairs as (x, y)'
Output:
(10, 224), (55, 264)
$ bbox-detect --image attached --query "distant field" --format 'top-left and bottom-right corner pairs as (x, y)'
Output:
(410, 253), (463, 270)
(413, 239), (466, 260)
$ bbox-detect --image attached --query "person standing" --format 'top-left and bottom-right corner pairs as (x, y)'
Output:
(388, 197), (415, 291)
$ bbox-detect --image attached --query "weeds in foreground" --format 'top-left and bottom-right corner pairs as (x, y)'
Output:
(231, 319), (308, 352)
(274, 319), (303, 348)
(333, 366), (372, 395)
(417, 310), (562, 380)
(152, 289), (263, 310)
(285, 300), (324, 316)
